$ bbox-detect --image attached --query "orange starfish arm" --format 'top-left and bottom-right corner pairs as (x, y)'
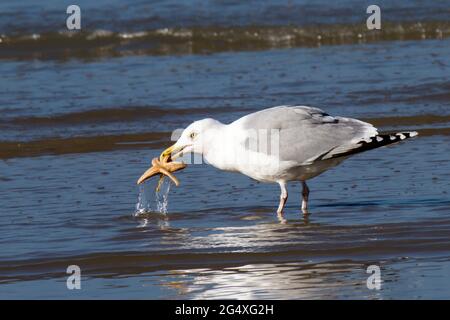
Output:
(166, 162), (187, 172)
(137, 166), (161, 185)
(159, 167), (180, 186)
(155, 175), (165, 192)
(137, 154), (186, 188)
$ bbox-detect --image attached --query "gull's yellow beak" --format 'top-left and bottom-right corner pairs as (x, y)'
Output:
(160, 143), (187, 161)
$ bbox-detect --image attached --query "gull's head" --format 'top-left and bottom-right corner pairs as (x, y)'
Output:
(160, 118), (221, 161)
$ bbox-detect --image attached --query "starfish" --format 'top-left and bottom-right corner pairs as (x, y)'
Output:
(137, 154), (187, 190)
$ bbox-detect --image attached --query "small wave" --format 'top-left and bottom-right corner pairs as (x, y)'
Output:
(2, 215), (450, 284)
(0, 131), (169, 159)
(0, 21), (448, 60)
(0, 113), (449, 159)
(0, 105), (242, 126)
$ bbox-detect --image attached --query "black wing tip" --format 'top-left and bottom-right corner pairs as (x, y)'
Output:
(358, 130), (419, 149)
(325, 131), (418, 160)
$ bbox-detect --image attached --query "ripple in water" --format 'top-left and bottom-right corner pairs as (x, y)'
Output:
(135, 178), (172, 216)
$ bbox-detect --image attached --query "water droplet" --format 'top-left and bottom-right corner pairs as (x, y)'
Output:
(135, 179), (172, 216)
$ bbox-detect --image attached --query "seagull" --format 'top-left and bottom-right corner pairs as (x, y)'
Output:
(153, 105), (418, 219)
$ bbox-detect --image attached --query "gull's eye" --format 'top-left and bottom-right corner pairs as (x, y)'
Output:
(190, 132), (197, 139)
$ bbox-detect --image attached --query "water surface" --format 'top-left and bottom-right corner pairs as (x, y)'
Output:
(0, 0), (449, 299)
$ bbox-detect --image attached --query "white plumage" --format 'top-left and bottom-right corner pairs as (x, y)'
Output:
(164, 105), (418, 219)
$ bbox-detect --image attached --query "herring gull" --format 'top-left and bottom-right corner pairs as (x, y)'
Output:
(141, 105), (418, 218)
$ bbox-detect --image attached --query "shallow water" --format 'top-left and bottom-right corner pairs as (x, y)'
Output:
(0, 1), (449, 299)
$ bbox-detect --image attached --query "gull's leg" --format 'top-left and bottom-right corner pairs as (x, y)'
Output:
(301, 181), (310, 215)
(277, 181), (288, 217)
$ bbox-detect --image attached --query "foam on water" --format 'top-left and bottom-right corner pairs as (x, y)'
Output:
(1, 21), (449, 60)
(135, 178), (172, 215)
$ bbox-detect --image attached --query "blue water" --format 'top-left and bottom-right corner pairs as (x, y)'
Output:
(0, 0), (449, 299)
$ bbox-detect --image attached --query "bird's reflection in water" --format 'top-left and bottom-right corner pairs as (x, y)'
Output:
(163, 261), (379, 299)
(135, 207), (315, 251)
(277, 210), (310, 224)
(134, 211), (170, 230)
(131, 209), (387, 299)
(277, 211), (287, 224)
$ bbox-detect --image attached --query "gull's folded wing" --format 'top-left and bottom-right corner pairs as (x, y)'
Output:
(233, 105), (380, 165)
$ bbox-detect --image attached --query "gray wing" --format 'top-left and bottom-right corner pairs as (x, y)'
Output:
(233, 105), (378, 165)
